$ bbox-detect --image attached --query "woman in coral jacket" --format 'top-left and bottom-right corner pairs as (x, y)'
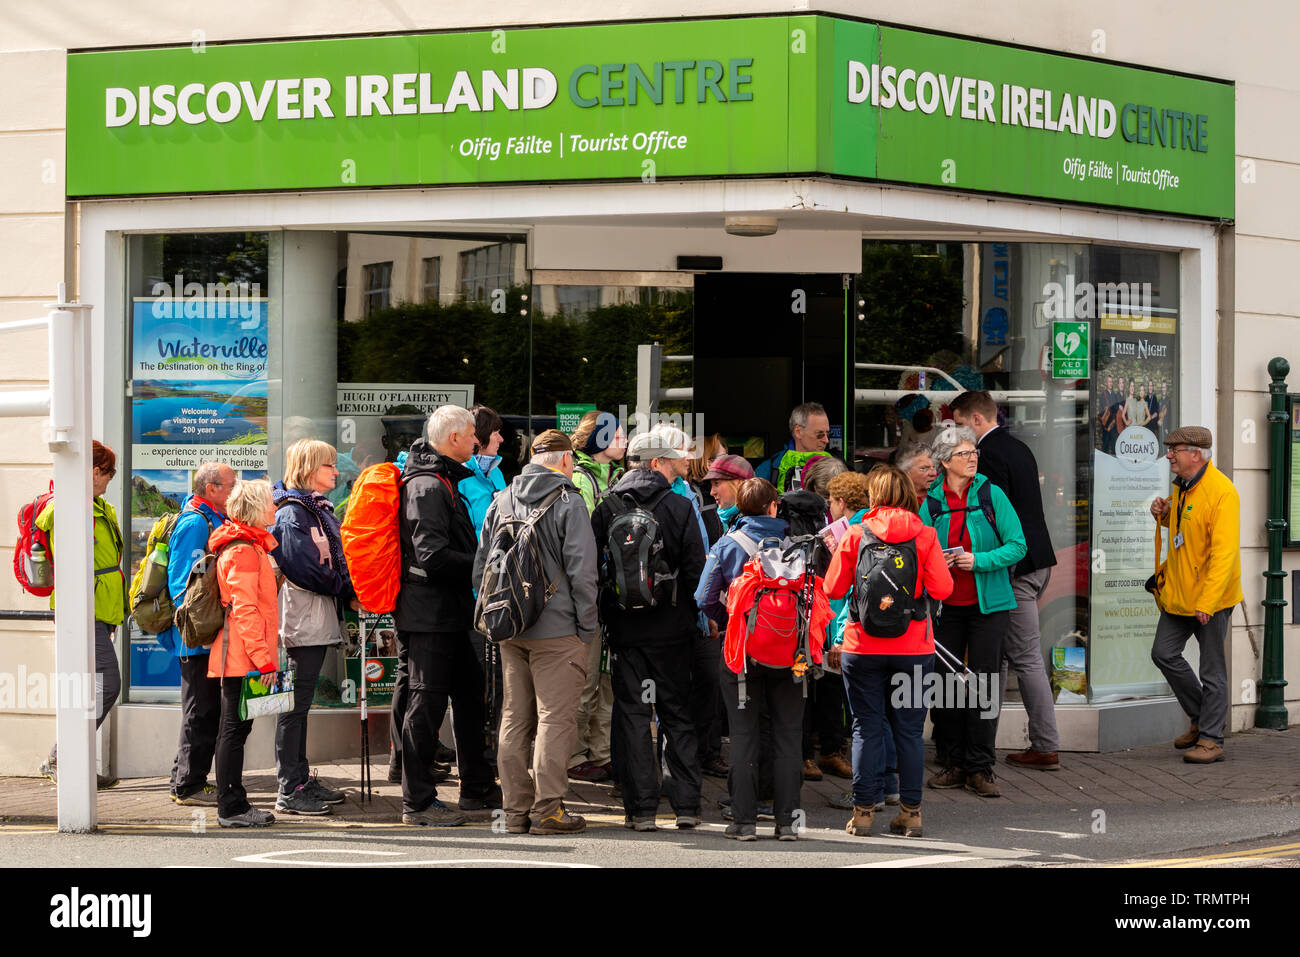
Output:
(824, 465), (953, 839)
(208, 478), (281, 828)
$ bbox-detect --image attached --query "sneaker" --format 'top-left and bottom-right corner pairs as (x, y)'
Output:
(775, 825), (799, 842)
(303, 771), (346, 804)
(757, 801), (775, 821)
(889, 802), (923, 837)
(927, 766), (966, 790)
(97, 775), (119, 790)
(218, 807), (275, 828)
(458, 783), (503, 811)
(700, 756), (730, 779)
(1182, 739), (1224, 764)
(435, 743), (456, 764)
(532, 804), (586, 835)
(402, 800), (467, 827)
(827, 790), (855, 810)
(386, 761), (401, 784)
(846, 805), (875, 836)
(675, 815), (701, 829)
(1005, 749), (1060, 771)
(725, 823), (757, 842)
(884, 771), (901, 804)
(1174, 722), (1200, 750)
(817, 751), (854, 779)
(624, 816), (658, 832)
(567, 761), (610, 782)
(716, 796), (732, 810)
(505, 818), (530, 834)
(172, 784), (218, 807)
(802, 758), (823, 781)
(964, 770), (1001, 798)
(275, 786), (331, 816)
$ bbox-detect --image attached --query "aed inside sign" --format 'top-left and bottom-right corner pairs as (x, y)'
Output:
(1052, 321), (1090, 379)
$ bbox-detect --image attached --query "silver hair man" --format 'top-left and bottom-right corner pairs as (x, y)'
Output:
(426, 404), (475, 447)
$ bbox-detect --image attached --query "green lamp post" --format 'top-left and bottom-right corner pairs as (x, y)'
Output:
(1256, 356), (1290, 729)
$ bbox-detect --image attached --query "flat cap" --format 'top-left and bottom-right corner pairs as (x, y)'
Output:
(531, 429), (573, 454)
(1164, 425), (1212, 449)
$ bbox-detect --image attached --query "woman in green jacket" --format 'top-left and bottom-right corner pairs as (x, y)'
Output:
(919, 426), (1026, 799)
(36, 440), (126, 789)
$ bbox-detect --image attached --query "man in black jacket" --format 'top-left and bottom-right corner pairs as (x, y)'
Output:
(394, 405), (499, 825)
(951, 391), (1061, 770)
(592, 431), (707, 831)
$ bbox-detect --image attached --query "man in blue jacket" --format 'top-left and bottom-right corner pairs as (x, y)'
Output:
(162, 461), (235, 805)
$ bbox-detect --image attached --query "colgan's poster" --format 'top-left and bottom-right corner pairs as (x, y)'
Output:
(1088, 310), (1186, 698)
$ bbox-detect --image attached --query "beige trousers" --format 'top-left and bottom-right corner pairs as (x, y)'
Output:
(568, 633), (614, 768)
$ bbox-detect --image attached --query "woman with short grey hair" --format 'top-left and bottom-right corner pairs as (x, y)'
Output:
(919, 425), (1026, 799)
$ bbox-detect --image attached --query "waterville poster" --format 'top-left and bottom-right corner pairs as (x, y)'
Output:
(1088, 310), (1183, 697)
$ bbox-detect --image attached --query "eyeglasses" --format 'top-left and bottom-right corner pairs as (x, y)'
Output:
(1167, 446), (1197, 456)
(801, 429), (830, 439)
(950, 449), (980, 460)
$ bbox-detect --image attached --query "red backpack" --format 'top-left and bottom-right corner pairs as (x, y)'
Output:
(723, 535), (831, 703)
(340, 463), (404, 614)
(14, 481), (55, 597)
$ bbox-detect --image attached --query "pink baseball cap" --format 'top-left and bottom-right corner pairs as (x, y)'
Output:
(703, 454), (755, 482)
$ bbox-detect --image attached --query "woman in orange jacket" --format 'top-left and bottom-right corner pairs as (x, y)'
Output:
(824, 466), (953, 838)
(208, 478), (281, 828)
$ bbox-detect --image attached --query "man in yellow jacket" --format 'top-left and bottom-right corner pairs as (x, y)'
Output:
(1148, 426), (1242, 764)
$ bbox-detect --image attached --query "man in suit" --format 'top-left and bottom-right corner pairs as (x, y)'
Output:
(950, 391), (1061, 770)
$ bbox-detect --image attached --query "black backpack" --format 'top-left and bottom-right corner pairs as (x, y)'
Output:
(851, 527), (927, 638)
(778, 490), (827, 539)
(474, 487), (565, 642)
(601, 489), (677, 612)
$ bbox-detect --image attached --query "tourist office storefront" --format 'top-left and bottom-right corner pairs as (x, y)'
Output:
(63, 14), (1233, 772)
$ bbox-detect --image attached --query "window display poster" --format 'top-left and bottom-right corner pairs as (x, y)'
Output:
(130, 298), (269, 471)
(1088, 318), (1185, 698)
(1289, 397), (1300, 547)
(333, 382), (474, 508)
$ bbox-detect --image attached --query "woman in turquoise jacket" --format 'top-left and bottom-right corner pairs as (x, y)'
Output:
(919, 426), (1026, 799)
(459, 405), (507, 539)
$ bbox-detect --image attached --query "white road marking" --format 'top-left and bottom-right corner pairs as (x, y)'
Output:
(233, 848), (597, 867)
(843, 854), (979, 868)
(1004, 827), (1088, 839)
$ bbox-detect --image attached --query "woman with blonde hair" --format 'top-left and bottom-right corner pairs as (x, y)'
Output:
(209, 478), (281, 827)
(270, 439), (356, 815)
(824, 465), (953, 838)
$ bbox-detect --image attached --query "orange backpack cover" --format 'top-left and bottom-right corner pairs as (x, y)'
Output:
(340, 463), (403, 614)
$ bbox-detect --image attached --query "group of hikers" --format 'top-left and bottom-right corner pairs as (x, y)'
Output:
(31, 386), (1240, 839)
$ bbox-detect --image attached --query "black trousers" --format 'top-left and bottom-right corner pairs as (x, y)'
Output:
(388, 638), (408, 766)
(397, 629), (496, 813)
(611, 641), (701, 818)
(932, 604), (1008, 774)
(171, 654), (222, 797)
(721, 664), (802, 829)
(689, 633), (723, 762)
(801, 671), (848, 759)
(275, 644), (327, 794)
(469, 629), (503, 766)
(215, 676), (254, 818)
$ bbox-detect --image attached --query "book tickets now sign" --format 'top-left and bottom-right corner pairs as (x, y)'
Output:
(66, 16), (1234, 218)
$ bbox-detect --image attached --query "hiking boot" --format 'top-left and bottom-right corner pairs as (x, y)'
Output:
(218, 807), (275, 828)
(724, 823), (757, 842)
(701, 756), (730, 778)
(532, 804), (586, 835)
(846, 805), (875, 836)
(275, 786), (331, 816)
(505, 817), (529, 834)
(1182, 739), (1224, 764)
(775, 825), (799, 842)
(303, 771), (345, 804)
(964, 770), (1001, 798)
(675, 814), (701, 829)
(827, 790), (855, 810)
(927, 766), (966, 790)
(435, 743), (456, 764)
(818, 751), (854, 779)
(567, 761), (610, 782)
(1174, 722), (1200, 750)
(889, 802), (923, 837)
(97, 774), (119, 790)
(458, 783), (503, 811)
(1005, 749), (1060, 771)
(402, 800), (467, 827)
(624, 816), (658, 832)
(802, 758), (823, 781)
(172, 784), (218, 807)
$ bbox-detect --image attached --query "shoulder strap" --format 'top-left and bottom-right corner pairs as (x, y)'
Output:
(726, 529), (760, 558)
(644, 487), (675, 515)
(976, 482), (1003, 547)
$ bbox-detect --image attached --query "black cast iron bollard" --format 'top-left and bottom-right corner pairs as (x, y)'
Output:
(1256, 356), (1290, 729)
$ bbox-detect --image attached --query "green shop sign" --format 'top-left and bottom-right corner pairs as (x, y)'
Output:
(65, 15), (1234, 218)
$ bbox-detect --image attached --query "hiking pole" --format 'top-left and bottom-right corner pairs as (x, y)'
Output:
(790, 535), (819, 698)
(931, 640), (972, 683)
(483, 637), (496, 753)
(358, 613), (371, 802)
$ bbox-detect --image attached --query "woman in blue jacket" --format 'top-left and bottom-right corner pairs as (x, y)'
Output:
(271, 439), (357, 816)
(919, 426), (1026, 799)
(460, 405), (506, 539)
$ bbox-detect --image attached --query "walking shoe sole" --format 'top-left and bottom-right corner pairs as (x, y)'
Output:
(963, 784), (1001, 798)
(532, 823), (588, 835)
(890, 825), (923, 837)
(725, 831), (757, 842)
(275, 801), (331, 816)
(928, 780), (964, 790)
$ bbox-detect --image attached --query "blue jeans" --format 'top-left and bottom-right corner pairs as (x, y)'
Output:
(841, 652), (932, 807)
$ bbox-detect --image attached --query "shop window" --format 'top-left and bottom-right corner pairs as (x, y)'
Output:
(362, 261), (392, 316)
(458, 242), (519, 302)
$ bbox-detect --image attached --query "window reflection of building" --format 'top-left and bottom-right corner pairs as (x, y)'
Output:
(422, 256), (441, 303)
(458, 241), (521, 301)
(361, 261), (392, 316)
